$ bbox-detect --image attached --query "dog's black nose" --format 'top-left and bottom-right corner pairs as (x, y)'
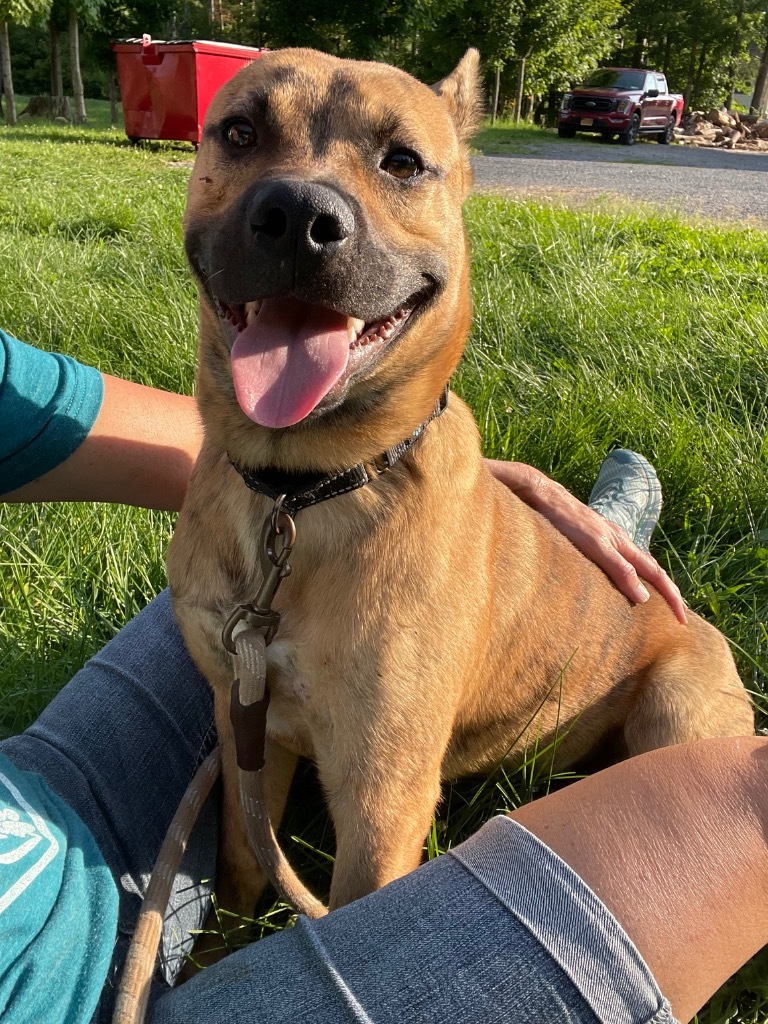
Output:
(248, 180), (355, 259)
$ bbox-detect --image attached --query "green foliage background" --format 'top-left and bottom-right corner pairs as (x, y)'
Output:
(5, 0), (767, 115)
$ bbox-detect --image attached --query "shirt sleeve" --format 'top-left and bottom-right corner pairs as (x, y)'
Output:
(0, 753), (118, 1024)
(0, 330), (104, 494)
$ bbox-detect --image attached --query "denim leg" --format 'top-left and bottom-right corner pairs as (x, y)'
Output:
(0, 589), (219, 1020)
(149, 818), (676, 1024)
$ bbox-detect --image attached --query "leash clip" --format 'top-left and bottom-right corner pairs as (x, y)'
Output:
(222, 496), (297, 652)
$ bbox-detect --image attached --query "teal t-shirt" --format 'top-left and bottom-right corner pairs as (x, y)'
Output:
(1, 332), (117, 1018)
(0, 330), (104, 493)
(0, 753), (118, 1022)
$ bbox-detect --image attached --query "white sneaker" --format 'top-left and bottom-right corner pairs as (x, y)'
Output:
(587, 450), (663, 553)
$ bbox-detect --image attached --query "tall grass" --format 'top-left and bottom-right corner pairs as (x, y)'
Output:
(0, 109), (766, 1020)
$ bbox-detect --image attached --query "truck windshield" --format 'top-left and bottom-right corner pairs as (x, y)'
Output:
(582, 69), (646, 90)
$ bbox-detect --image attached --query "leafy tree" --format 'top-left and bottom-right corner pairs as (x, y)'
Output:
(412, 0), (520, 117)
(520, 0), (623, 93)
(258, 0), (420, 59)
(1, 0), (52, 123)
(613, 0), (765, 110)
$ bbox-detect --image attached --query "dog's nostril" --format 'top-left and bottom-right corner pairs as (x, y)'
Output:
(310, 213), (347, 246)
(254, 207), (288, 239)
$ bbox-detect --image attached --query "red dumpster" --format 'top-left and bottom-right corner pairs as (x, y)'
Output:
(112, 35), (267, 145)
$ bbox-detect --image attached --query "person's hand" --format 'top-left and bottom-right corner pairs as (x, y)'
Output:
(486, 460), (687, 625)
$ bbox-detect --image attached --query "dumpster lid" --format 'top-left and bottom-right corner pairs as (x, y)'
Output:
(114, 37), (267, 54)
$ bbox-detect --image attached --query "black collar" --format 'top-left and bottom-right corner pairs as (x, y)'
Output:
(231, 386), (449, 516)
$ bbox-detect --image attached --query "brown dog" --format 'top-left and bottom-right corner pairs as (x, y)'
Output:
(168, 47), (753, 919)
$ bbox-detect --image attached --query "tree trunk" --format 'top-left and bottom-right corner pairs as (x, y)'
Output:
(683, 43), (697, 112)
(491, 64), (501, 124)
(49, 20), (68, 118)
(68, 7), (87, 124)
(546, 88), (559, 128)
(630, 34), (646, 67)
(692, 46), (708, 112)
(750, 33), (768, 116)
(108, 71), (118, 124)
(0, 22), (16, 126)
(724, 0), (745, 109)
(514, 56), (525, 123)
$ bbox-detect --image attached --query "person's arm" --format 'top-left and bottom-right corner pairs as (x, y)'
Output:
(486, 460), (687, 624)
(1, 373), (203, 512)
(512, 736), (768, 1023)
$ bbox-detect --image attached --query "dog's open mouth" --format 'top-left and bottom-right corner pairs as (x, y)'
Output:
(216, 296), (421, 429)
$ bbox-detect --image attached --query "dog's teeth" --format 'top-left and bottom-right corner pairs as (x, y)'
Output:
(245, 301), (260, 327)
(348, 317), (366, 343)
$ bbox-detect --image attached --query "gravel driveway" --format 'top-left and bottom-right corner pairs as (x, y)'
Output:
(471, 138), (768, 224)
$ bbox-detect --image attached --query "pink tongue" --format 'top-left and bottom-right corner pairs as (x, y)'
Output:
(230, 298), (351, 428)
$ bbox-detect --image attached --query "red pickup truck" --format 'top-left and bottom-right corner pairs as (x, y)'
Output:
(557, 68), (684, 145)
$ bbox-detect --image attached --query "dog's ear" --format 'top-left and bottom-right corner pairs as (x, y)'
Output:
(432, 49), (484, 141)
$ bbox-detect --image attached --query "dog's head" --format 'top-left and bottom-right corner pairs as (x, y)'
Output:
(185, 47), (482, 469)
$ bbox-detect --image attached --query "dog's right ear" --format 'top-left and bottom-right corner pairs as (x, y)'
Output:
(432, 49), (484, 142)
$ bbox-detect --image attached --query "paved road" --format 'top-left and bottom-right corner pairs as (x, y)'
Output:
(471, 137), (768, 224)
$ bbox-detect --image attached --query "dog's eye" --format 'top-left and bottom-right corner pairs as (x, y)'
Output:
(381, 150), (422, 180)
(224, 120), (256, 148)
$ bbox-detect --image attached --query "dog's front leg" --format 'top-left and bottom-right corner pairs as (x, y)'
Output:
(317, 729), (447, 909)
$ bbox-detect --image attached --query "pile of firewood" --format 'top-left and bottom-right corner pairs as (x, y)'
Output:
(675, 108), (768, 151)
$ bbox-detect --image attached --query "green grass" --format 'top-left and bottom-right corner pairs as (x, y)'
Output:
(472, 119), (566, 154)
(1, 112), (767, 1020)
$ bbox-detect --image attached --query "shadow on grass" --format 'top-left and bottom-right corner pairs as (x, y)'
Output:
(0, 123), (195, 153)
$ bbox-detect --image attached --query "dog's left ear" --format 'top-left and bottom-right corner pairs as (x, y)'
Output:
(432, 49), (484, 141)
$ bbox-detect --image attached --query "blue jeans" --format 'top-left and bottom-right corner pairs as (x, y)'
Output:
(2, 590), (218, 1019)
(2, 591), (676, 1024)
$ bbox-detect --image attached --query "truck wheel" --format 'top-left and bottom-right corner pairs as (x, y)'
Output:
(657, 116), (675, 144)
(557, 126), (576, 138)
(619, 114), (640, 146)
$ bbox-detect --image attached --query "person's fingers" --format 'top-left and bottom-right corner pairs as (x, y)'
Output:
(592, 534), (652, 604)
(551, 509), (688, 624)
(485, 460), (687, 623)
(575, 519), (687, 623)
(611, 536), (688, 624)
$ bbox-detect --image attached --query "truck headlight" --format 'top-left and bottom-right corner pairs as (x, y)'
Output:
(560, 93), (572, 111)
(616, 99), (632, 114)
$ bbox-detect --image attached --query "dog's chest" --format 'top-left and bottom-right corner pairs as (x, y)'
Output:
(264, 638), (316, 755)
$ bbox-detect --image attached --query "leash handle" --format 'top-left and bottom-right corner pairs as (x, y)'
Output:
(231, 626), (328, 919)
